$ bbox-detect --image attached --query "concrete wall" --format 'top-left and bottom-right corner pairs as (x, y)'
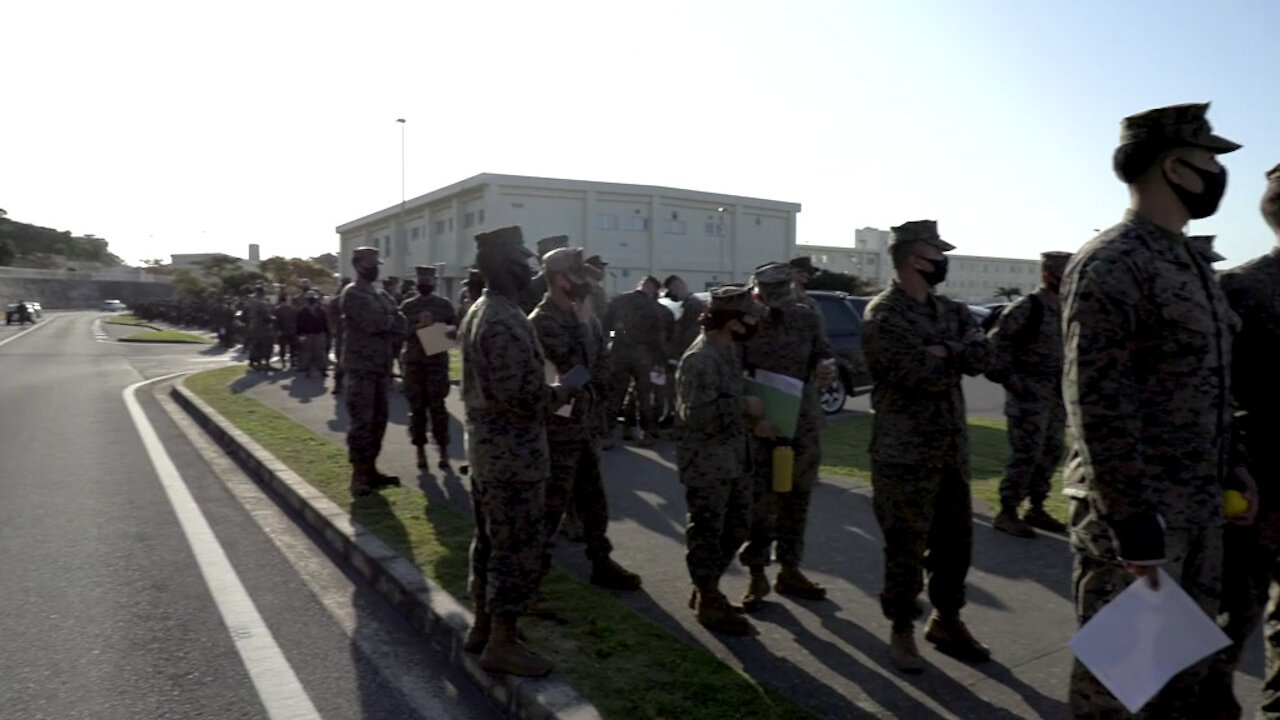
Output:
(0, 268), (177, 309)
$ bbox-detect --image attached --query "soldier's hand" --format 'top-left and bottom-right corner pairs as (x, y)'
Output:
(1124, 563), (1161, 590)
(744, 396), (764, 419)
(445, 329), (458, 341)
(418, 311), (434, 328)
(816, 358), (837, 384)
(925, 344), (949, 358)
(1229, 467), (1261, 527)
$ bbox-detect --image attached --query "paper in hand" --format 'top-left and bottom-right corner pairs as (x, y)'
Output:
(561, 365), (590, 391)
(416, 323), (457, 356)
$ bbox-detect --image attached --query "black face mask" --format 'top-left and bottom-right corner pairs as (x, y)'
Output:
(511, 262), (533, 292)
(1168, 159), (1228, 220)
(357, 265), (379, 283)
(568, 282), (593, 301)
(1045, 275), (1062, 294)
(418, 283), (435, 296)
(731, 319), (759, 343)
(918, 256), (948, 287)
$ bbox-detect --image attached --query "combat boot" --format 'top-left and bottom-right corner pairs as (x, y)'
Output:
(776, 566), (827, 601)
(742, 567), (771, 611)
(690, 587), (745, 614)
(621, 427), (637, 442)
(590, 557), (642, 590)
(463, 611), (491, 654)
(993, 507), (1036, 539)
(415, 446), (428, 470)
(479, 615), (553, 677)
(349, 464), (372, 497)
(889, 623), (924, 674)
(924, 611), (990, 663)
(1023, 506), (1067, 534)
(436, 441), (452, 472)
(369, 465), (401, 489)
(696, 587), (752, 636)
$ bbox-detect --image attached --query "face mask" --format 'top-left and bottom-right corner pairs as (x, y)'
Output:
(357, 265), (379, 283)
(511, 261), (533, 292)
(1045, 275), (1062, 294)
(1168, 159), (1228, 219)
(918, 256), (948, 287)
(568, 282), (593, 301)
(731, 319), (759, 343)
(418, 283), (435, 296)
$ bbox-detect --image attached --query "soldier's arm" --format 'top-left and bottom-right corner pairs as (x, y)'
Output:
(807, 308), (836, 372)
(950, 303), (994, 376)
(862, 307), (957, 392)
(440, 299), (459, 327)
(531, 312), (578, 376)
(343, 290), (396, 336)
(475, 320), (556, 423)
(652, 305), (670, 363)
(676, 352), (746, 434)
(985, 297), (1031, 380)
(602, 296), (619, 334)
(1065, 257), (1157, 562)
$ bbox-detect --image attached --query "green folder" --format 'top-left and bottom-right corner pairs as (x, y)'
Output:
(744, 370), (804, 439)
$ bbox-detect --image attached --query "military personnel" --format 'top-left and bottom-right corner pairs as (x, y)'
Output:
(245, 284), (274, 371)
(327, 276), (351, 395)
(602, 276), (668, 446)
(1063, 103), (1253, 717)
(399, 266), (458, 472)
(459, 267), (485, 319)
(273, 294), (299, 370)
(863, 220), (994, 673)
(295, 291), (329, 378)
(988, 251), (1073, 539)
(460, 226), (575, 677)
(1209, 171), (1280, 717)
(400, 277), (418, 302)
(739, 262), (837, 609)
(788, 256), (822, 314)
(660, 275), (704, 427)
(517, 235), (569, 314)
(677, 284), (767, 635)
(340, 248), (407, 497)
(379, 276), (405, 377)
(294, 278), (314, 305)
(529, 247), (641, 596)
(584, 255), (610, 319)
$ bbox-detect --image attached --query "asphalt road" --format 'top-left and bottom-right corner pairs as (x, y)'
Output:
(0, 313), (498, 719)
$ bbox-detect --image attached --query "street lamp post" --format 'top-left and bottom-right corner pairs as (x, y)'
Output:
(716, 207), (726, 281)
(397, 118), (406, 273)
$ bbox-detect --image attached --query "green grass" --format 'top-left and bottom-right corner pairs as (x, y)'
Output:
(105, 314), (150, 327)
(820, 415), (1068, 523)
(448, 349), (461, 383)
(120, 330), (209, 344)
(186, 365), (811, 720)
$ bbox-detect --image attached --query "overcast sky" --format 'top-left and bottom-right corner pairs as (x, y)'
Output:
(4, 0), (1279, 267)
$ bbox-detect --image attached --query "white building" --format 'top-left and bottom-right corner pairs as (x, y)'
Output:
(171, 244), (261, 273)
(796, 227), (892, 289)
(335, 173), (801, 299)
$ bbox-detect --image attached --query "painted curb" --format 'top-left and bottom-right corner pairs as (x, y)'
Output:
(170, 379), (602, 720)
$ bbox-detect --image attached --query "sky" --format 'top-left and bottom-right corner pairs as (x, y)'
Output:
(4, 0), (1280, 268)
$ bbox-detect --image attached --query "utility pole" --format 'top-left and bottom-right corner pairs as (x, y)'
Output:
(397, 118), (406, 275)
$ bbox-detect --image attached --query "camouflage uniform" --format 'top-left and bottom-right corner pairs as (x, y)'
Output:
(603, 289), (668, 439)
(661, 292), (704, 424)
(340, 276), (406, 467)
(274, 299), (299, 369)
(863, 226), (992, 624)
(382, 277), (404, 374)
(400, 266), (457, 458)
(245, 293), (274, 367)
(988, 256), (1070, 514)
(326, 283), (349, 391)
(739, 264), (834, 571)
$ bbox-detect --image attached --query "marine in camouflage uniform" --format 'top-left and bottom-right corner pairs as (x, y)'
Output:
(1212, 169), (1280, 718)
(988, 251), (1073, 539)
(245, 285), (274, 370)
(739, 262), (837, 608)
(529, 247), (640, 595)
(460, 226), (572, 678)
(603, 276), (668, 445)
(517, 235), (568, 315)
(863, 220), (994, 673)
(584, 255), (610, 320)
(458, 267), (484, 320)
(341, 248), (407, 497)
(381, 276), (404, 376)
(273, 295), (299, 370)
(1063, 103), (1248, 718)
(327, 277), (351, 396)
(399, 265), (457, 472)
(658, 275), (705, 428)
(677, 285), (764, 636)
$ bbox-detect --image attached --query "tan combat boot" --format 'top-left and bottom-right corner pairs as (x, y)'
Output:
(590, 557), (642, 590)
(479, 615), (553, 677)
(742, 567), (771, 611)
(349, 463), (372, 497)
(463, 611), (491, 654)
(993, 507), (1036, 539)
(776, 566), (827, 601)
(696, 587), (752, 636)
(890, 623), (924, 674)
(924, 611), (991, 663)
(1023, 506), (1067, 534)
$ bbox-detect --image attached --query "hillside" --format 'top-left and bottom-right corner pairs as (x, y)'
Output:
(0, 209), (124, 268)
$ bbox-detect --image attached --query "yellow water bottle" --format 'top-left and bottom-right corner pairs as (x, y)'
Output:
(772, 441), (794, 493)
(1224, 489), (1249, 518)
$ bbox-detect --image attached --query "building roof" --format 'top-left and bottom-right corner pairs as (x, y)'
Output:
(335, 173), (802, 234)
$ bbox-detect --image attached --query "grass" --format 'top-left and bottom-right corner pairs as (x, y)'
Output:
(186, 365), (811, 720)
(120, 330), (209, 344)
(448, 349), (461, 383)
(820, 415), (1069, 523)
(105, 314), (150, 327)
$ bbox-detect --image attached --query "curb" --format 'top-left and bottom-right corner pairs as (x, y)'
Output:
(169, 379), (601, 720)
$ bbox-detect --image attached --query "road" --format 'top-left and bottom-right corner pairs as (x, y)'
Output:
(0, 313), (498, 719)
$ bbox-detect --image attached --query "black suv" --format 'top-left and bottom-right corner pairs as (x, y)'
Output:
(808, 291), (873, 414)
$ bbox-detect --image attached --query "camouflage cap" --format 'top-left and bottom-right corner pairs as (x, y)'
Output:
(584, 254), (608, 269)
(788, 256), (818, 274)
(537, 235), (570, 257)
(351, 246), (383, 264)
(709, 284), (762, 316)
(474, 226), (533, 257)
(541, 247), (603, 283)
(1267, 163), (1280, 185)
(414, 265), (436, 280)
(889, 220), (956, 252)
(382, 276), (400, 285)
(1188, 235), (1225, 263)
(753, 262), (793, 286)
(1040, 251), (1073, 274)
(1118, 102), (1240, 154)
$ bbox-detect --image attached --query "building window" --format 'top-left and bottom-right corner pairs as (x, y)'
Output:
(664, 219), (686, 235)
(477, 209), (486, 224)
(597, 213), (619, 230)
(624, 216), (648, 231)
(820, 255), (828, 264)
(463, 212), (475, 228)
(704, 222), (724, 237)
(433, 220), (445, 236)
(410, 226), (420, 240)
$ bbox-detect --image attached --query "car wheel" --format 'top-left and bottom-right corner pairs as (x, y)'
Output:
(818, 379), (846, 415)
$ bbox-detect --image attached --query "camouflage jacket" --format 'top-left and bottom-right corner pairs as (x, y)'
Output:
(326, 288), (346, 339)
(273, 303), (298, 336)
(246, 299), (273, 331)
(987, 289), (1063, 381)
(1220, 249), (1280, 426)
(603, 291), (668, 364)
(1062, 211), (1238, 561)
(530, 298), (601, 442)
(399, 293), (457, 368)
(460, 292), (568, 429)
(670, 294), (706, 363)
(340, 280), (407, 375)
(862, 283), (992, 468)
(676, 333), (750, 479)
(743, 300), (834, 426)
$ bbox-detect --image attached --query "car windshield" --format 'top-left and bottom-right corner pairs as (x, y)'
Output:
(813, 295), (859, 337)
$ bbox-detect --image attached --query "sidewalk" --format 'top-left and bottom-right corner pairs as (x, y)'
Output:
(235, 371), (1263, 718)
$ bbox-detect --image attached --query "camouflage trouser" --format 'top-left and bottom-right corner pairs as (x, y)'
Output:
(871, 460), (972, 623)
(622, 382), (666, 429)
(402, 361), (450, 450)
(608, 352), (655, 436)
(469, 472), (545, 616)
(277, 333), (298, 367)
(298, 333), (327, 373)
(344, 370), (389, 465)
(1069, 514), (1223, 719)
(740, 412), (822, 569)
(999, 378), (1066, 509)
(685, 472), (752, 589)
(541, 431), (613, 577)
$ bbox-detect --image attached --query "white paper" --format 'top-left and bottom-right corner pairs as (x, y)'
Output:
(1068, 568), (1230, 713)
(415, 323), (457, 356)
(650, 370), (667, 386)
(753, 369), (804, 397)
(544, 361), (574, 417)
(658, 297), (684, 321)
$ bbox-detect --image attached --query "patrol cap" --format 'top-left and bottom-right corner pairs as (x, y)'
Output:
(352, 246), (383, 265)
(537, 235), (569, 257)
(584, 254), (608, 269)
(753, 262), (793, 286)
(1267, 163), (1280, 185)
(1118, 102), (1241, 155)
(709, 284), (762, 316)
(788, 256), (818, 275)
(474, 226), (533, 257)
(1188, 235), (1225, 263)
(414, 265), (436, 281)
(541, 247), (603, 283)
(1040, 251), (1073, 274)
(889, 220), (956, 252)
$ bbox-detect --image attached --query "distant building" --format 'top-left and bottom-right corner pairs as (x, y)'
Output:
(335, 173), (800, 300)
(170, 245), (261, 273)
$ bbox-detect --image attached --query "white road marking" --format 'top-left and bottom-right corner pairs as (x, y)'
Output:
(0, 316), (57, 349)
(124, 373), (322, 720)
(91, 317), (111, 342)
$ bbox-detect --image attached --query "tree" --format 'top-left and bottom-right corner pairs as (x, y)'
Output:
(807, 270), (879, 297)
(994, 286), (1023, 301)
(172, 269), (209, 298)
(310, 252), (338, 273)
(260, 255), (335, 294)
(0, 237), (14, 266)
(200, 253), (268, 296)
